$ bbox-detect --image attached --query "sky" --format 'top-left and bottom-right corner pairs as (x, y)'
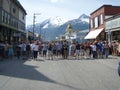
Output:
(19, 0), (120, 26)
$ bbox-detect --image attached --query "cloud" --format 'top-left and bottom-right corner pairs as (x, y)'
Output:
(50, 0), (58, 3)
(49, 0), (64, 3)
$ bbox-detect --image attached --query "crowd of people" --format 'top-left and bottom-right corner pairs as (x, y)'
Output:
(0, 40), (120, 60)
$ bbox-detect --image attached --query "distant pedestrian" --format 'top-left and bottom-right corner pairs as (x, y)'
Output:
(62, 41), (68, 59)
(42, 43), (47, 59)
(16, 45), (21, 59)
(4, 41), (9, 59)
(90, 43), (97, 59)
(104, 42), (109, 58)
(47, 43), (53, 60)
(21, 43), (26, 58)
(33, 42), (39, 60)
(0, 41), (4, 60)
(38, 42), (42, 56)
(26, 43), (31, 57)
(8, 45), (14, 60)
(75, 41), (80, 60)
(56, 42), (62, 58)
(30, 41), (34, 59)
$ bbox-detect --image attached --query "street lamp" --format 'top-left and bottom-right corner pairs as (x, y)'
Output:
(33, 13), (41, 40)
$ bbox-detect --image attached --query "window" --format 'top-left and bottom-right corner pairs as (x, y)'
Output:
(13, 8), (16, 13)
(13, 4), (16, 14)
(95, 17), (98, 28)
(8, 14), (10, 24)
(11, 18), (14, 26)
(5, 12), (8, 24)
(2, 10), (5, 23)
(93, 18), (95, 28)
(98, 15), (100, 26)
(100, 14), (103, 24)
(90, 19), (93, 28)
(22, 13), (25, 20)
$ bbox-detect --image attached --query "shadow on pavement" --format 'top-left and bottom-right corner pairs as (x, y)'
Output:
(0, 59), (83, 90)
(0, 59), (54, 83)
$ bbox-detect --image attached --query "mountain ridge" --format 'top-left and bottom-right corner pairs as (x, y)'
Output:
(27, 14), (90, 41)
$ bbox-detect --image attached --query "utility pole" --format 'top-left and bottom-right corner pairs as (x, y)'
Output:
(33, 13), (41, 40)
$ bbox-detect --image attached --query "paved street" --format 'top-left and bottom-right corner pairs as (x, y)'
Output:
(0, 56), (120, 90)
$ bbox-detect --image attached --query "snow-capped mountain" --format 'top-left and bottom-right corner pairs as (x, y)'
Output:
(41, 16), (68, 29)
(27, 14), (89, 41)
(78, 14), (89, 23)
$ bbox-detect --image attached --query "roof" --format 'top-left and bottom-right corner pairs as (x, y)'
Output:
(15, 0), (27, 15)
(105, 13), (120, 21)
(90, 5), (120, 15)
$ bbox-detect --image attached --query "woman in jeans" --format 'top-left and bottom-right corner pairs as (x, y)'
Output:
(104, 42), (109, 58)
(90, 43), (97, 59)
(42, 43), (47, 59)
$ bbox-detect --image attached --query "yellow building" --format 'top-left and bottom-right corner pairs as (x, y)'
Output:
(0, 0), (27, 43)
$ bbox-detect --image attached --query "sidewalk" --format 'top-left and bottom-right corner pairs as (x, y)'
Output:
(0, 54), (120, 62)
(109, 55), (120, 59)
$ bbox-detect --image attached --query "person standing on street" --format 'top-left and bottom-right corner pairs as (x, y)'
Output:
(62, 41), (68, 59)
(33, 41), (39, 60)
(16, 44), (21, 59)
(42, 42), (47, 59)
(75, 41), (80, 60)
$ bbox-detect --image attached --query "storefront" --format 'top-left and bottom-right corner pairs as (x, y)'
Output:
(84, 28), (104, 40)
(111, 30), (120, 40)
(105, 14), (120, 42)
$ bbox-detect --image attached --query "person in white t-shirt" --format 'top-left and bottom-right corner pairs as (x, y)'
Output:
(90, 43), (97, 59)
(30, 42), (34, 59)
(33, 42), (39, 60)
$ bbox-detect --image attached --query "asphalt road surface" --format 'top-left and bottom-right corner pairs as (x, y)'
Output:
(0, 56), (120, 90)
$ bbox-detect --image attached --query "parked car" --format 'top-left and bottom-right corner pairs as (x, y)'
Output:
(118, 61), (120, 76)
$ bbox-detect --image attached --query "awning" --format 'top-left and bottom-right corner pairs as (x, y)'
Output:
(84, 28), (103, 39)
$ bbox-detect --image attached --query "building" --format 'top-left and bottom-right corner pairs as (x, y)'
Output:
(85, 5), (120, 40)
(76, 29), (89, 43)
(65, 24), (73, 40)
(0, 0), (27, 43)
(27, 31), (33, 41)
(105, 14), (120, 41)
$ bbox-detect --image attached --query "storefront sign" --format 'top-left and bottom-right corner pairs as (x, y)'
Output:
(13, 32), (21, 37)
(106, 18), (120, 31)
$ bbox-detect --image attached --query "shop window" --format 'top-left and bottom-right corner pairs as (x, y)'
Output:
(2, 10), (5, 23)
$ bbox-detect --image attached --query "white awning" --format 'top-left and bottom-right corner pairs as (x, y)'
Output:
(84, 28), (103, 39)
